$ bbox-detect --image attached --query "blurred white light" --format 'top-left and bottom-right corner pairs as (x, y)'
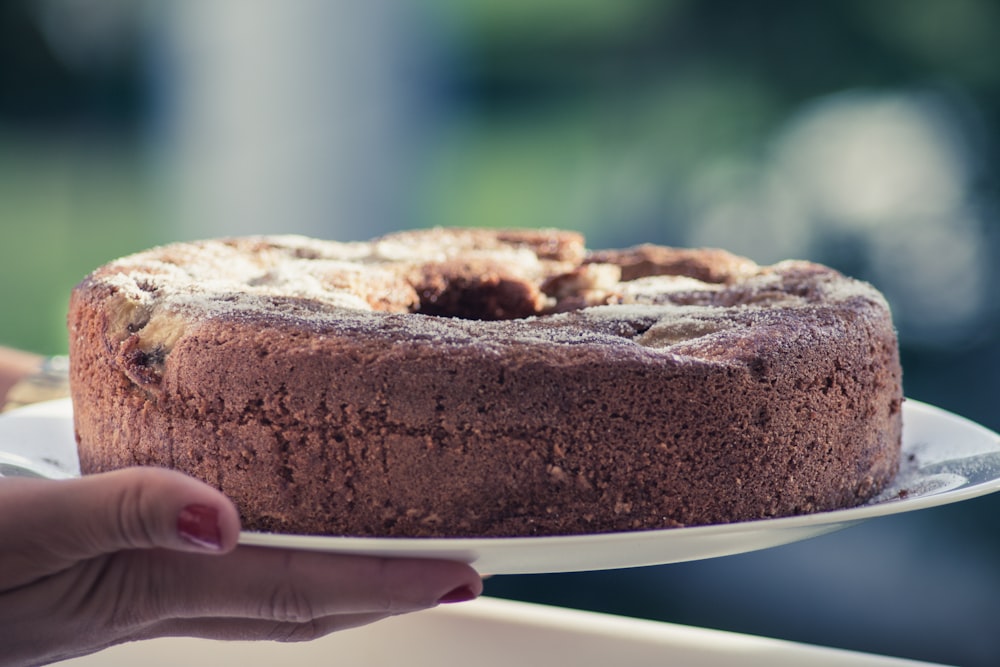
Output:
(866, 215), (989, 343)
(152, 0), (451, 241)
(686, 160), (812, 265)
(774, 92), (969, 229)
(685, 89), (992, 347)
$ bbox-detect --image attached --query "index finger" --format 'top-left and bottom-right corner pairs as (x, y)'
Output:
(119, 546), (482, 626)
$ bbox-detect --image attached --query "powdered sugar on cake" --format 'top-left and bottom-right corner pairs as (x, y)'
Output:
(89, 230), (891, 357)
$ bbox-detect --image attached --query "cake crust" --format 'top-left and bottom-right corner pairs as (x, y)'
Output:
(69, 229), (903, 537)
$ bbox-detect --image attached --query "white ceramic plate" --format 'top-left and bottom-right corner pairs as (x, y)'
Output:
(2, 398), (999, 575)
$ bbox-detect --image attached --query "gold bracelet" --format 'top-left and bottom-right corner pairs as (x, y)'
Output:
(2, 356), (71, 412)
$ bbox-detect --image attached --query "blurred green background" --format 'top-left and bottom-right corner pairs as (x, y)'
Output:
(2, 1), (999, 665)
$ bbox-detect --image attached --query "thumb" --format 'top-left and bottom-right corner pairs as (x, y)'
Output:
(0, 467), (241, 585)
(77, 467), (242, 555)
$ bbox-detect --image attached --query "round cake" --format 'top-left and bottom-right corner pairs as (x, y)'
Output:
(68, 228), (903, 537)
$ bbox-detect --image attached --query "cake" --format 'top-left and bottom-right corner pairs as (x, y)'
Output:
(68, 228), (903, 537)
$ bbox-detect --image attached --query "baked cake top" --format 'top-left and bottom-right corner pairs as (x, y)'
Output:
(78, 228), (892, 373)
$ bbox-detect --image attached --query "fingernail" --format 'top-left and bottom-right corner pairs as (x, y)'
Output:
(437, 584), (478, 605)
(177, 504), (222, 551)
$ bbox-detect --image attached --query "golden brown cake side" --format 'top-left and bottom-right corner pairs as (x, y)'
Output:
(69, 229), (903, 537)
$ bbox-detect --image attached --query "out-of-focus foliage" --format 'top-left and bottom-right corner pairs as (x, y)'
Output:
(3, 0), (999, 353)
(419, 0), (1000, 244)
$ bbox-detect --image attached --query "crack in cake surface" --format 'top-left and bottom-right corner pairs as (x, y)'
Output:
(92, 230), (887, 364)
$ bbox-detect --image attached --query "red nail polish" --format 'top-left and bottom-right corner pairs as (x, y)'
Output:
(177, 504), (222, 551)
(437, 585), (478, 604)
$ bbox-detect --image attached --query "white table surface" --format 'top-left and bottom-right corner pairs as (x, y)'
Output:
(61, 596), (947, 667)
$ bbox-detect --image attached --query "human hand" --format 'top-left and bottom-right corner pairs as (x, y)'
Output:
(0, 347), (44, 409)
(0, 467), (482, 667)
